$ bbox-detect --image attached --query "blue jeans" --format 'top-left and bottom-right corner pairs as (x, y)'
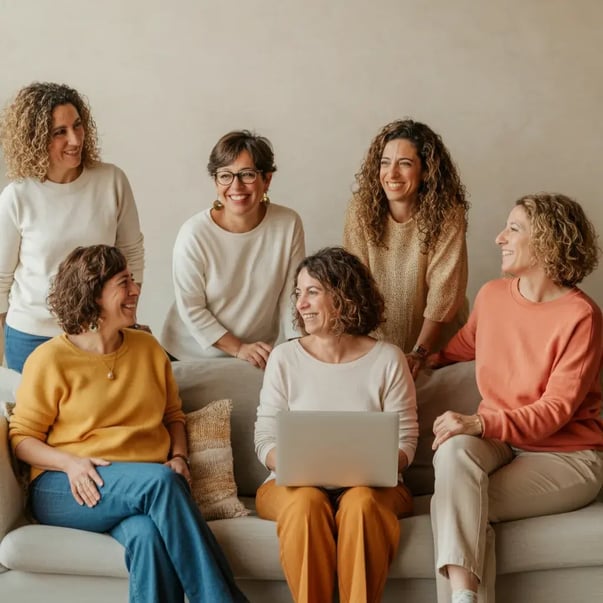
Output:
(4, 324), (51, 373)
(30, 463), (248, 603)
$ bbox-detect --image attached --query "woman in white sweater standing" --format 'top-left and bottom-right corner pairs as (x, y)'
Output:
(0, 82), (144, 372)
(161, 130), (305, 368)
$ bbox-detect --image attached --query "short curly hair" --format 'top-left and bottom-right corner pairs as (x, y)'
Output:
(293, 247), (385, 336)
(515, 193), (599, 287)
(353, 119), (469, 252)
(48, 245), (127, 335)
(207, 130), (277, 176)
(0, 82), (100, 181)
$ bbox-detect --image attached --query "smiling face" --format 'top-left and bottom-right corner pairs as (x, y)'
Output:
(495, 205), (540, 277)
(47, 103), (85, 183)
(214, 149), (272, 221)
(97, 269), (140, 331)
(379, 138), (423, 210)
(295, 268), (337, 337)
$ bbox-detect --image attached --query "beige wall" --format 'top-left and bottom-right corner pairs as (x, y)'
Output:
(1, 0), (602, 334)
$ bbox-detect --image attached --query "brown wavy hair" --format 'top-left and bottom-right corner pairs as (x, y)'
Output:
(516, 193), (599, 287)
(207, 130), (277, 176)
(48, 245), (127, 335)
(293, 247), (385, 336)
(0, 82), (100, 181)
(353, 119), (469, 252)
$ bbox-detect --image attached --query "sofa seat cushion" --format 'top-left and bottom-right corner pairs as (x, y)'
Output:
(0, 525), (128, 578)
(4, 498), (602, 582)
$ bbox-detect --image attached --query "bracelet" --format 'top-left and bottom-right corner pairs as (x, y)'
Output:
(170, 453), (190, 467)
(411, 343), (429, 359)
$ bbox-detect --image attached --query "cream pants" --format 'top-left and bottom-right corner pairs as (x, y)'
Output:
(431, 435), (603, 603)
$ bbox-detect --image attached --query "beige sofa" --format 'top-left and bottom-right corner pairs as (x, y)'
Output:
(1, 359), (602, 602)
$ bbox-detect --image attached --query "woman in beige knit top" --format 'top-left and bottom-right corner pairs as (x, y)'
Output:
(343, 119), (469, 378)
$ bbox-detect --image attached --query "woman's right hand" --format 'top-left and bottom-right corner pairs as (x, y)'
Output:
(237, 341), (272, 370)
(65, 456), (111, 508)
(265, 447), (277, 471)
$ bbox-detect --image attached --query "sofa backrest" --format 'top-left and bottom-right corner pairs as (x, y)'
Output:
(172, 359), (267, 497)
(171, 358), (482, 497)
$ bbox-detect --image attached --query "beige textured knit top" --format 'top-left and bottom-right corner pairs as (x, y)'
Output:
(343, 197), (468, 353)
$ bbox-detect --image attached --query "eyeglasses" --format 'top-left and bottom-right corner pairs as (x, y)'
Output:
(214, 169), (261, 186)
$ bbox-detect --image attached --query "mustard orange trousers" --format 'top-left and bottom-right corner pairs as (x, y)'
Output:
(255, 479), (413, 603)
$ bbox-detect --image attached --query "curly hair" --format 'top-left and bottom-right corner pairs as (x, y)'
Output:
(207, 130), (277, 176)
(353, 119), (469, 252)
(47, 245), (127, 335)
(515, 193), (599, 287)
(292, 247), (385, 336)
(0, 82), (100, 181)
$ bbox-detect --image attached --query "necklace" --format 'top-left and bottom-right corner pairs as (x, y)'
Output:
(98, 352), (118, 380)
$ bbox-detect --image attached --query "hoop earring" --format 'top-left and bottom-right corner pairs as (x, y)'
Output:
(213, 199), (224, 210)
(262, 192), (270, 205)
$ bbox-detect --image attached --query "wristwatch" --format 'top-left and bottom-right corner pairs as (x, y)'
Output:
(411, 344), (429, 359)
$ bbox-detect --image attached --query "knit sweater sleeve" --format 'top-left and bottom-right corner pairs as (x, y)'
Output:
(278, 212), (306, 340)
(9, 344), (62, 451)
(382, 349), (419, 466)
(424, 209), (468, 323)
(342, 197), (370, 265)
(0, 185), (19, 313)
(112, 166), (145, 284)
(171, 217), (228, 349)
(254, 345), (289, 467)
(480, 306), (603, 443)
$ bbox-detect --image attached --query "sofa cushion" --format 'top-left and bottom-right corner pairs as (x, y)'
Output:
(172, 360), (267, 497)
(4, 500), (602, 582)
(401, 361), (481, 495)
(186, 398), (249, 520)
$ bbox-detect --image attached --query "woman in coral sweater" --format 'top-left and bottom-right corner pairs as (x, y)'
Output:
(429, 193), (603, 603)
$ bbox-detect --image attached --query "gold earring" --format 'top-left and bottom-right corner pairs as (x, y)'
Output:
(262, 192), (270, 205)
(213, 199), (224, 210)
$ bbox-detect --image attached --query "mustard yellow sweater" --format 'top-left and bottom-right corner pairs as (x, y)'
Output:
(343, 197), (469, 353)
(9, 330), (185, 480)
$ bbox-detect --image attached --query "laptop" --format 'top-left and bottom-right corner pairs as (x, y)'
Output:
(275, 411), (399, 488)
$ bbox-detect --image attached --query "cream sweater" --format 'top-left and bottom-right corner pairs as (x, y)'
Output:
(254, 339), (418, 472)
(0, 163), (144, 336)
(343, 197), (468, 353)
(161, 203), (305, 360)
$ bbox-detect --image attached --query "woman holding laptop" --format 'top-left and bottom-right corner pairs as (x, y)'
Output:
(254, 247), (419, 603)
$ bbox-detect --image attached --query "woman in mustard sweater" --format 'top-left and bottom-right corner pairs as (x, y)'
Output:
(9, 245), (246, 603)
(429, 193), (603, 603)
(343, 119), (469, 378)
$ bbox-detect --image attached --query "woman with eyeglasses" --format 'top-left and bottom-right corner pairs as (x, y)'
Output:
(161, 130), (305, 368)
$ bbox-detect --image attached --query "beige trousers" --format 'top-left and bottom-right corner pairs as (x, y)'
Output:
(256, 479), (413, 603)
(431, 435), (603, 603)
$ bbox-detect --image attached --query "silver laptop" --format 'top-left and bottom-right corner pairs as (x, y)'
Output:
(275, 411), (399, 488)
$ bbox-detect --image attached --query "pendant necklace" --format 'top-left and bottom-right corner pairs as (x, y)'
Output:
(99, 352), (118, 380)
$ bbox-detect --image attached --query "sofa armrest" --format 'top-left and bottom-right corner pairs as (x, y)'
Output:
(0, 416), (25, 541)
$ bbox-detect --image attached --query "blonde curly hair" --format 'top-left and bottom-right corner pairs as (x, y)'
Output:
(0, 82), (100, 181)
(353, 119), (469, 252)
(516, 193), (599, 287)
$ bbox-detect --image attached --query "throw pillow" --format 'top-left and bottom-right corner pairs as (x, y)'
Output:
(186, 398), (249, 521)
